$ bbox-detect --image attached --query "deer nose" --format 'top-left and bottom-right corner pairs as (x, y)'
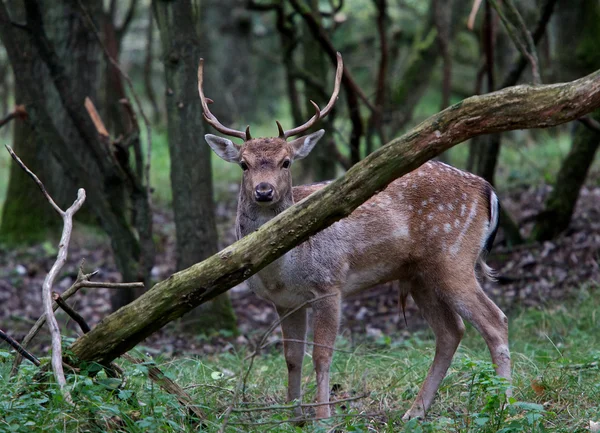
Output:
(255, 182), (274, 202)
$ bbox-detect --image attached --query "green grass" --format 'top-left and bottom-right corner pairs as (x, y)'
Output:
(2, 285), (599, 432)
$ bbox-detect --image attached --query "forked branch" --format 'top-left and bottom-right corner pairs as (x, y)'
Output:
(5, 145), (86, 404)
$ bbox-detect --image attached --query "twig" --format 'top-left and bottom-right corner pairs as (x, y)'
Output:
(10, 264), (144, 375)
(0, 105), (27, 129)
(0, 329), (40, 366)
(52, 292), (91, 333)
(78, 281), (145, 289)
(467, 0), (483, 30)
(577, 116), (600, 133)
(5, 145), (86, 404)
(489, 0), (540, 85)
(231, 393), (369, 412)
(5, 145), (62, 215)
(230, 411), (382, 427)
(500, 0), (556, 88)
(121, 353), (205, 420)
(219, 293), (338, 433)
(259, 338), (355, 354)
(76, 0), (153, 201)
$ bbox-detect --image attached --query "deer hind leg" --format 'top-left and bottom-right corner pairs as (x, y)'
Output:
(403, 284), (466, 421)
(311, 293), (341, 419)
(447, 274), (511, 390)
(276, 305), (308, 417)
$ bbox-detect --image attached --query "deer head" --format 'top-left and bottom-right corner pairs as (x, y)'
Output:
(199, 53), (343, 207)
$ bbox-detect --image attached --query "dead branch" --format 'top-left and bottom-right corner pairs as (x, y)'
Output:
(0, 105), (27, 129)
(218, 294), (338, 433)
(11, 261), (96, 375)
(577, 116), (600, 133)
(467, 0), (483, 30)
(501, 0), (557, 88)
(230, 411), (381, 427)
(5, 144), (62, 215)
(10, 268), (144, 375)
(231, 393), (369, 412)
(52, 292), (91, 333)
(0, 329), (40, 366)
(121, 353), (205, 420)
(5, 145), (86, 404)
(115, 0), (138, 39)
(489, 0), (540, 84)
(76, 0), (152, 198)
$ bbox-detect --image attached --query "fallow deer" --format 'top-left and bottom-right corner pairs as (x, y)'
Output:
(198, 53), (510, 421)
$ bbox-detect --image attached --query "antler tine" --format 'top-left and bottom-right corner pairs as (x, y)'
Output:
(280, 52), (344, 139)
(281, 100), (321, 140)
(319, 52), (344, 119)
(197, 58), (248, 141)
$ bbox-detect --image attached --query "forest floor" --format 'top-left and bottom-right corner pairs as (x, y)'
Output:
(0, 178), (598, 356)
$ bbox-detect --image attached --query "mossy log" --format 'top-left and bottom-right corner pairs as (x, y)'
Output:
(70, 69), (600, 366)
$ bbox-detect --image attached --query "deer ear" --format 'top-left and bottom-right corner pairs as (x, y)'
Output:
(205, 134), (241, 163)
(289, 129), (325, 161)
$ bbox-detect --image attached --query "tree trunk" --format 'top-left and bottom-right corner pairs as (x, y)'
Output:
(0, 97), (61, 244)
(532, 114), (600, 240)
(0, 0), (92, 243)
(0, 0), (152, 308)
(532, 0), (600, 240)
(68, 70), (600, 365)
(153, 0), (237, 334)
(301, 0), (336, 181)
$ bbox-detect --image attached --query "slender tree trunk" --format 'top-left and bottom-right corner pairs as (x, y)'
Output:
(532, 0), (600, 240)
(0, 90), (61, 243)
(301, 0), (336, 181)
(153, 0), (237, 334)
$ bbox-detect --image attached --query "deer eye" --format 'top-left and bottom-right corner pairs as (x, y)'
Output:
(240, 161), (249, 171)
(282, 160), (291, 169)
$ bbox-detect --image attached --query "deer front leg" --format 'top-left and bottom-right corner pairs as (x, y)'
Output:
(276, 305), (308, 417)
(311, 293), (341, 419)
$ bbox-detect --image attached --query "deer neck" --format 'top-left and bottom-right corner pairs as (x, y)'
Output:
(236, 189), (295, 238)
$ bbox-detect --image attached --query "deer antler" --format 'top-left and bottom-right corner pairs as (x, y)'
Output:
(277, 52), (344, 140)
(197, 59), (251, 141)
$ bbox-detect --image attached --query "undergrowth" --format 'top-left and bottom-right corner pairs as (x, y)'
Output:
(1, 285), (599, 432)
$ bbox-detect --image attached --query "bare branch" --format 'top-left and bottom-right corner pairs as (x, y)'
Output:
(578, 116), (600, 133)
(115, 0), (138, 39)
(501, 0), (557, 88)
(5, 145), (62, 215)
(6, 145), (86, 403)
(52, 292), (91, 334)
(0, 105), (27, 129)
(0, 329), (40, 366)
(467, 0), (483, 30)
(231, 393), (369, 412)
(76, 0), (153, 199)
(489, 0), (541, 84)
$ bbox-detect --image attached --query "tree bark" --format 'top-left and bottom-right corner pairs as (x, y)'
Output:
(532, 0), (600, 240)
(68, 69), (600, 365)
(301, 0), (336, 181)
(0, 0), (152, 308)
(0, 0), (95, 243)
(153, 0), (237, 334)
